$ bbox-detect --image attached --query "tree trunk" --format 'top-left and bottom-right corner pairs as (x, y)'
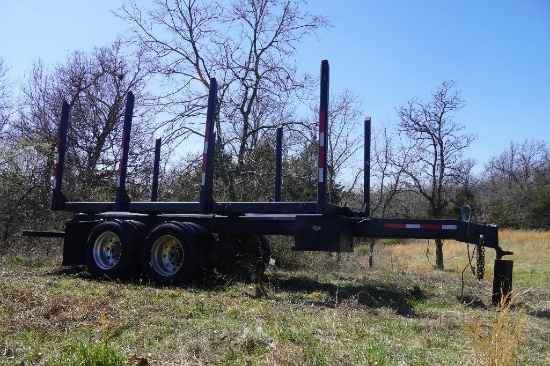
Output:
(435, 238), (444, 270)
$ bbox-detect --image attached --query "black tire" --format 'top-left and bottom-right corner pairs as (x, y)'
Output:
(85, 220), (135, 279)
(142, 222), (198, 285)
(121, 220), (148, 279)
(185, 222), (216, 269)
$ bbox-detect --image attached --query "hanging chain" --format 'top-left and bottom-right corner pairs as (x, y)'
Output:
(368, 238), (375, 268)
(476, 235), (486, 280)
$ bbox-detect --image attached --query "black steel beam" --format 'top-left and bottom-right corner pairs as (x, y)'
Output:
(317, 60), (329, 213)
(51, 101), (70, 211)
(199, 78), (218, 213)
(275, 127), (283, 202)
(350, 217), (510, 257)
(363, 117), (371, 215)
(151, 137), (162, 202)
(115, 92), (134, 211)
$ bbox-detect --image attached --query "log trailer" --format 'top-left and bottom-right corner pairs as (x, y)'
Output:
(24, 61), (514, 304)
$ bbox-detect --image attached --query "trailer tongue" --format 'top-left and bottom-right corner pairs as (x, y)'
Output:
(24, 60), (513, 304)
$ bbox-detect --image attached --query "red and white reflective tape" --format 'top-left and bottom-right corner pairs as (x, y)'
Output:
(318, 110), (326, 183)
(116, 131), (125, 187)
(384, 223), (458, 230)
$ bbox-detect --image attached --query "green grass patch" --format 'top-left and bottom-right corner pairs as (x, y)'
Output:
(1, 230), (549, 365)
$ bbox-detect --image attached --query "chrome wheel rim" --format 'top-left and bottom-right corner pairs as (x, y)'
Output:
(93, 231), (122, 270)
(150, 235), (184, 276)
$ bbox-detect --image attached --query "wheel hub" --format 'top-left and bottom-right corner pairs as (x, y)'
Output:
(151, 235), (184, 276)
(93, 231), (122, 270)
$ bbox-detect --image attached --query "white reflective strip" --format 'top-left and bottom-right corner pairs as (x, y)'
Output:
(201, 172), (206, 185)
(442, 225), (458, 230)
(203, 141), (208, 153)
(116, 176), (121, 188)
(52, 179), (57, 189)
(319, 132), (325, 147)
(55, 153), (59, 163)
(406, 224), (421, 229)
(318, 168), (323, 183)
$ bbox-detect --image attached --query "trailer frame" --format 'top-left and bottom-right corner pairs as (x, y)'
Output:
(24, 60), (513, 304)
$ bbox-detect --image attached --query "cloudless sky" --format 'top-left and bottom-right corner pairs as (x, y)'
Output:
(1, 0), (549, 174)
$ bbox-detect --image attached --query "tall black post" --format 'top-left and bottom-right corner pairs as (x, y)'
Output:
(363, 117), (371, 215)
(199, 78), (218, 213)
(115, 92), (134, 211)
(492, 259), (514, 306)
(51, 101), (70, 211)
(275, 127), (283, 202)
(317, 60), (329, 213)
(151, 137), (161, 202)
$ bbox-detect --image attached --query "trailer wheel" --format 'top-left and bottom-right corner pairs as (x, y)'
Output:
(142, 222), (198, 285)
(86, 220), (135, 279)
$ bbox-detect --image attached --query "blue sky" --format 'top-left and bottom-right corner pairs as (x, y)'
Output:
(1, 0), (549, 173)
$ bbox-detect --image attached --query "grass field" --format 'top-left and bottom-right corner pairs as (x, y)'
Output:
(1, 229), (549, 365)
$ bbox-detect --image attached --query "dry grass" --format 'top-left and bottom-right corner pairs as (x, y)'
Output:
(0, 230), (549, 365)
(499, 229), (550, 244)
(472, 291), (528, 366)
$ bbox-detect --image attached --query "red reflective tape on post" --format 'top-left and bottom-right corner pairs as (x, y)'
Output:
(421, 224), (441, 230)
(385, 223), (406, 229)
(201, 153), (208, 173)
(319, 111), (326, 133)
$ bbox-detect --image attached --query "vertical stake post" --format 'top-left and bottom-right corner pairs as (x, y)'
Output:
(115, 92), (134, 211)
(275, 127), (283, 202)
(51, 101), (70, 210)
(151, 137), (161, 202)
(199, 78), (218, 213)
(363, 117), (371, 215)
(317, 60), (329, 213)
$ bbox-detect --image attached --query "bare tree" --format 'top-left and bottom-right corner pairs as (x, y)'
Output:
(394, 81), (476, 269)
(119, 0), (329, 200)
(0, 58), (11, 137)
(369, 124), (410, 217)
(16, 41), (156, 202)
(0, 42), (157, 254)
(326, 89), (364, 205)
(481, 140), (550, 228)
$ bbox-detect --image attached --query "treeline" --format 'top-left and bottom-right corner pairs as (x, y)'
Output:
(1, 0), (548, 257)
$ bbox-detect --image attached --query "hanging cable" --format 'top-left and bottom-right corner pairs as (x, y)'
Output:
(459, 204), (486, 299)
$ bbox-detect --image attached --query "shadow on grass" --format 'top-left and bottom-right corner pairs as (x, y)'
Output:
(46, 265), (246, 290)
(457, 295), (488, 309)
(271, 275), (426, 317)
(527, 309), (550, 319)
(47, 266), (427, 316)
